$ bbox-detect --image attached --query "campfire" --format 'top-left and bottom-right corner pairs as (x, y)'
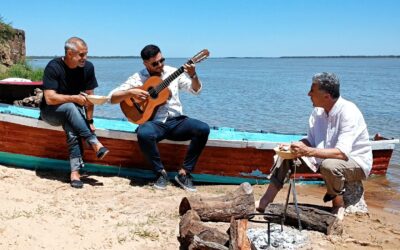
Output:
(178, 182), (344, 249)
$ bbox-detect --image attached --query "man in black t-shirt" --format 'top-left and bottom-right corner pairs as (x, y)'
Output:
(40, 37), (109, 188)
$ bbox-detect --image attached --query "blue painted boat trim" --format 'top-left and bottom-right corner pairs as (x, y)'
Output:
(0, 104), (304, 143)
(0, 151), (324, 185)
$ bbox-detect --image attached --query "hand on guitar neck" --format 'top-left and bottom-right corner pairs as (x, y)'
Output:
(183, 63), (201, 92)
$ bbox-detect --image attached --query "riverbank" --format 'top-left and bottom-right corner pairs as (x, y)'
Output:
(1, 164), (400, 249)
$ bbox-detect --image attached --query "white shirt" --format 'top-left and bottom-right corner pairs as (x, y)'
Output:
(305, 97), (372, 177)
(109, 65), (202, 122)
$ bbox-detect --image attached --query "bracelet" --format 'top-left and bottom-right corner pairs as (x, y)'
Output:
(190, 73), (197, 79)
(87, 119), (94, 124)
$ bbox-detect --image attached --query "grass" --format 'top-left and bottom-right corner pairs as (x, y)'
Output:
(0, 61), (43, 81)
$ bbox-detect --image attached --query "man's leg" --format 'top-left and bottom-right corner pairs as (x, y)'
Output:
(320, 158), (366, 214)
(258, 160), (293, 212)
(40, 103), (108, 187)
(166, 117), (209, 192)
(166, 117), (210, 173)
(136, 121), (169, 189)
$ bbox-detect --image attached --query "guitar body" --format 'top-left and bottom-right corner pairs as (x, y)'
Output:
(120, 76), (171, 124)
(119, 49), (209, 125)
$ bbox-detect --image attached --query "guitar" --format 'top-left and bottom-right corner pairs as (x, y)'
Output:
(120, 49), (210, 124)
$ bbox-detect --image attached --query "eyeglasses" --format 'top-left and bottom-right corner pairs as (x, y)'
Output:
(150, 58), (165, 67)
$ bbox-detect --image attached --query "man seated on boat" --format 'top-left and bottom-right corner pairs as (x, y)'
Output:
(257, 72), (372, 217)
(40, 37), (109, 189)
(109, 44), (210, 192)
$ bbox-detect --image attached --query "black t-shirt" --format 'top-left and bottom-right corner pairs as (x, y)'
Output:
(40, 57), (98, 108)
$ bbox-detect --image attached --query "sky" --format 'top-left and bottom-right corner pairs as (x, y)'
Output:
(1, 0), (400, 57)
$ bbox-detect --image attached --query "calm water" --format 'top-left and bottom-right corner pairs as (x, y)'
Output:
(30, 58), (400, 168)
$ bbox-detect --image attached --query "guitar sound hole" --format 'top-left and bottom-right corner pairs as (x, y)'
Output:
(148, 87), (158, 99)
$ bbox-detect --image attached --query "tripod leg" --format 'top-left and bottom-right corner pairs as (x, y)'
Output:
(291, 178), (303, 231)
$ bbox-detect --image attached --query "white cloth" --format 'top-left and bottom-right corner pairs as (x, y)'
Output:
(108, 65), (202, 122)
(304, 97), (372, 177)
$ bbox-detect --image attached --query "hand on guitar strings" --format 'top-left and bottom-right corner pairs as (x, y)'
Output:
(129, 88), (149, 100)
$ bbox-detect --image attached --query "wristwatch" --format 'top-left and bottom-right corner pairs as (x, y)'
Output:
(190, 73), (197, 79)
(87, 119), (94, 124)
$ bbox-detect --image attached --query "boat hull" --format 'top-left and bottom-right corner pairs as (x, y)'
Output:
(0, 81), (42, 103)
(0, 104), (398, 184)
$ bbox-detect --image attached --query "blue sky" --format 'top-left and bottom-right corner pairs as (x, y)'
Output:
(2, 0), (399, 57)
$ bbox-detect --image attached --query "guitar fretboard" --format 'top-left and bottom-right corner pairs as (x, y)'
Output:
(152, 59), (194, 95)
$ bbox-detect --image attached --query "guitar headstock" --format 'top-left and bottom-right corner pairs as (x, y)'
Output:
(189, 49), (210, 64)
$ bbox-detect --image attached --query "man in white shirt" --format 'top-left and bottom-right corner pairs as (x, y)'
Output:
(109, 45), (210, 192)
(257, 72), (372, 216)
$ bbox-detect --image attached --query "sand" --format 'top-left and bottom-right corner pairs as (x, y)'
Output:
(1, 164), (400, 249)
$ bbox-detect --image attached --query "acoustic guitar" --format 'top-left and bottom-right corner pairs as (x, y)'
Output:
(120, 49), (210, 124)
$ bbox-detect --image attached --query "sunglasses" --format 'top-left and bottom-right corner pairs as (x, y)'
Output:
(150, 58), (165, 67)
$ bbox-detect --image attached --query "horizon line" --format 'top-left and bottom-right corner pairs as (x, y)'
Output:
(26, 55), (400, 59)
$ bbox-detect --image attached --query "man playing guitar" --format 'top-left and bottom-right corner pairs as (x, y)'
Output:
(109, 44), (210, 192)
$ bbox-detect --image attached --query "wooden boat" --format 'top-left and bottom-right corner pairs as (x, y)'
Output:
(0, 103), (398, 184)
(0, 79), (43, 103)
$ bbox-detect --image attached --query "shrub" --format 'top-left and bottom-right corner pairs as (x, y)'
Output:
(0, 61), (44, 81)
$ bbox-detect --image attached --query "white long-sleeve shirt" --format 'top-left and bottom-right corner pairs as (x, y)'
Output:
(305, 97), (372, 177)
(109, 65), (202, 122)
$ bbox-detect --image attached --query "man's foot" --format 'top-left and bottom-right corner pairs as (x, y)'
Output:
(70, 179), (84, 188)
(154, 170), (168, 190)
(175, 173), (197, 192)
(70, 171), (83, 188)
(331, 206), (345, 220)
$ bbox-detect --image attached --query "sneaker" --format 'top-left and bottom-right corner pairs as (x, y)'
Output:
(154, 170), (168, 190)
(175, 173), (197, 192)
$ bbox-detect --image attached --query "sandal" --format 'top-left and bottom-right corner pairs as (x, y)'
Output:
(96, 147), (109, 160)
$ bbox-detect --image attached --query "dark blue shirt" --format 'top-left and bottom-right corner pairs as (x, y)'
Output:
(40, 57), (98, 108)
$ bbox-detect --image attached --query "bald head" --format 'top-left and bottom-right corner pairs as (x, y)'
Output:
(64, 37), (87, 55)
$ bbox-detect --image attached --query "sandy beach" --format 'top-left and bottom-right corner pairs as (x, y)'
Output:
(1, 164), (400, 249)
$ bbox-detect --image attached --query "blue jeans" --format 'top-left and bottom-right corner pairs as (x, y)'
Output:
(40, 103), (99, 171)
(136, 116), (210, 173)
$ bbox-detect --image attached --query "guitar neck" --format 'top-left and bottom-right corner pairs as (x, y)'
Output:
(155, 59), (193, 94)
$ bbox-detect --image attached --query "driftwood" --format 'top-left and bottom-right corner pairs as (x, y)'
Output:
(229, 217), (251, 250)
(179, 210), (229, 249)
(189, 236), (229, 250)
(264, 203), (343, 235)
(13, 88), (42, 108)
(179, 182), (255, 222)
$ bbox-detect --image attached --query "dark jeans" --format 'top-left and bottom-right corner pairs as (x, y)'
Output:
(40, 103), (99, 171)
(136, 116), (210, 173)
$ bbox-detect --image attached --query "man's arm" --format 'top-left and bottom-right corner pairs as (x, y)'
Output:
(110, 88), (149, 104)
(183, 63), (201, 92)
(290, 141), (348, 160)
(84, 89), (95, 120)
(44, 89), (87, 106)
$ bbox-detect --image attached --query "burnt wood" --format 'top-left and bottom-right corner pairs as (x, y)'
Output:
(179, 210), (229, 250)
(179, 182), (255, 222)
(264, 203), (343, 235)
(228, 217), (251, 250)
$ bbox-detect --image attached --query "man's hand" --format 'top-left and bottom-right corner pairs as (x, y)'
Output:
(74, 94), (88, 106)
(290, 141), (312, 157)
(183, 63), (196, 78)
(129, 88), (149, 100)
